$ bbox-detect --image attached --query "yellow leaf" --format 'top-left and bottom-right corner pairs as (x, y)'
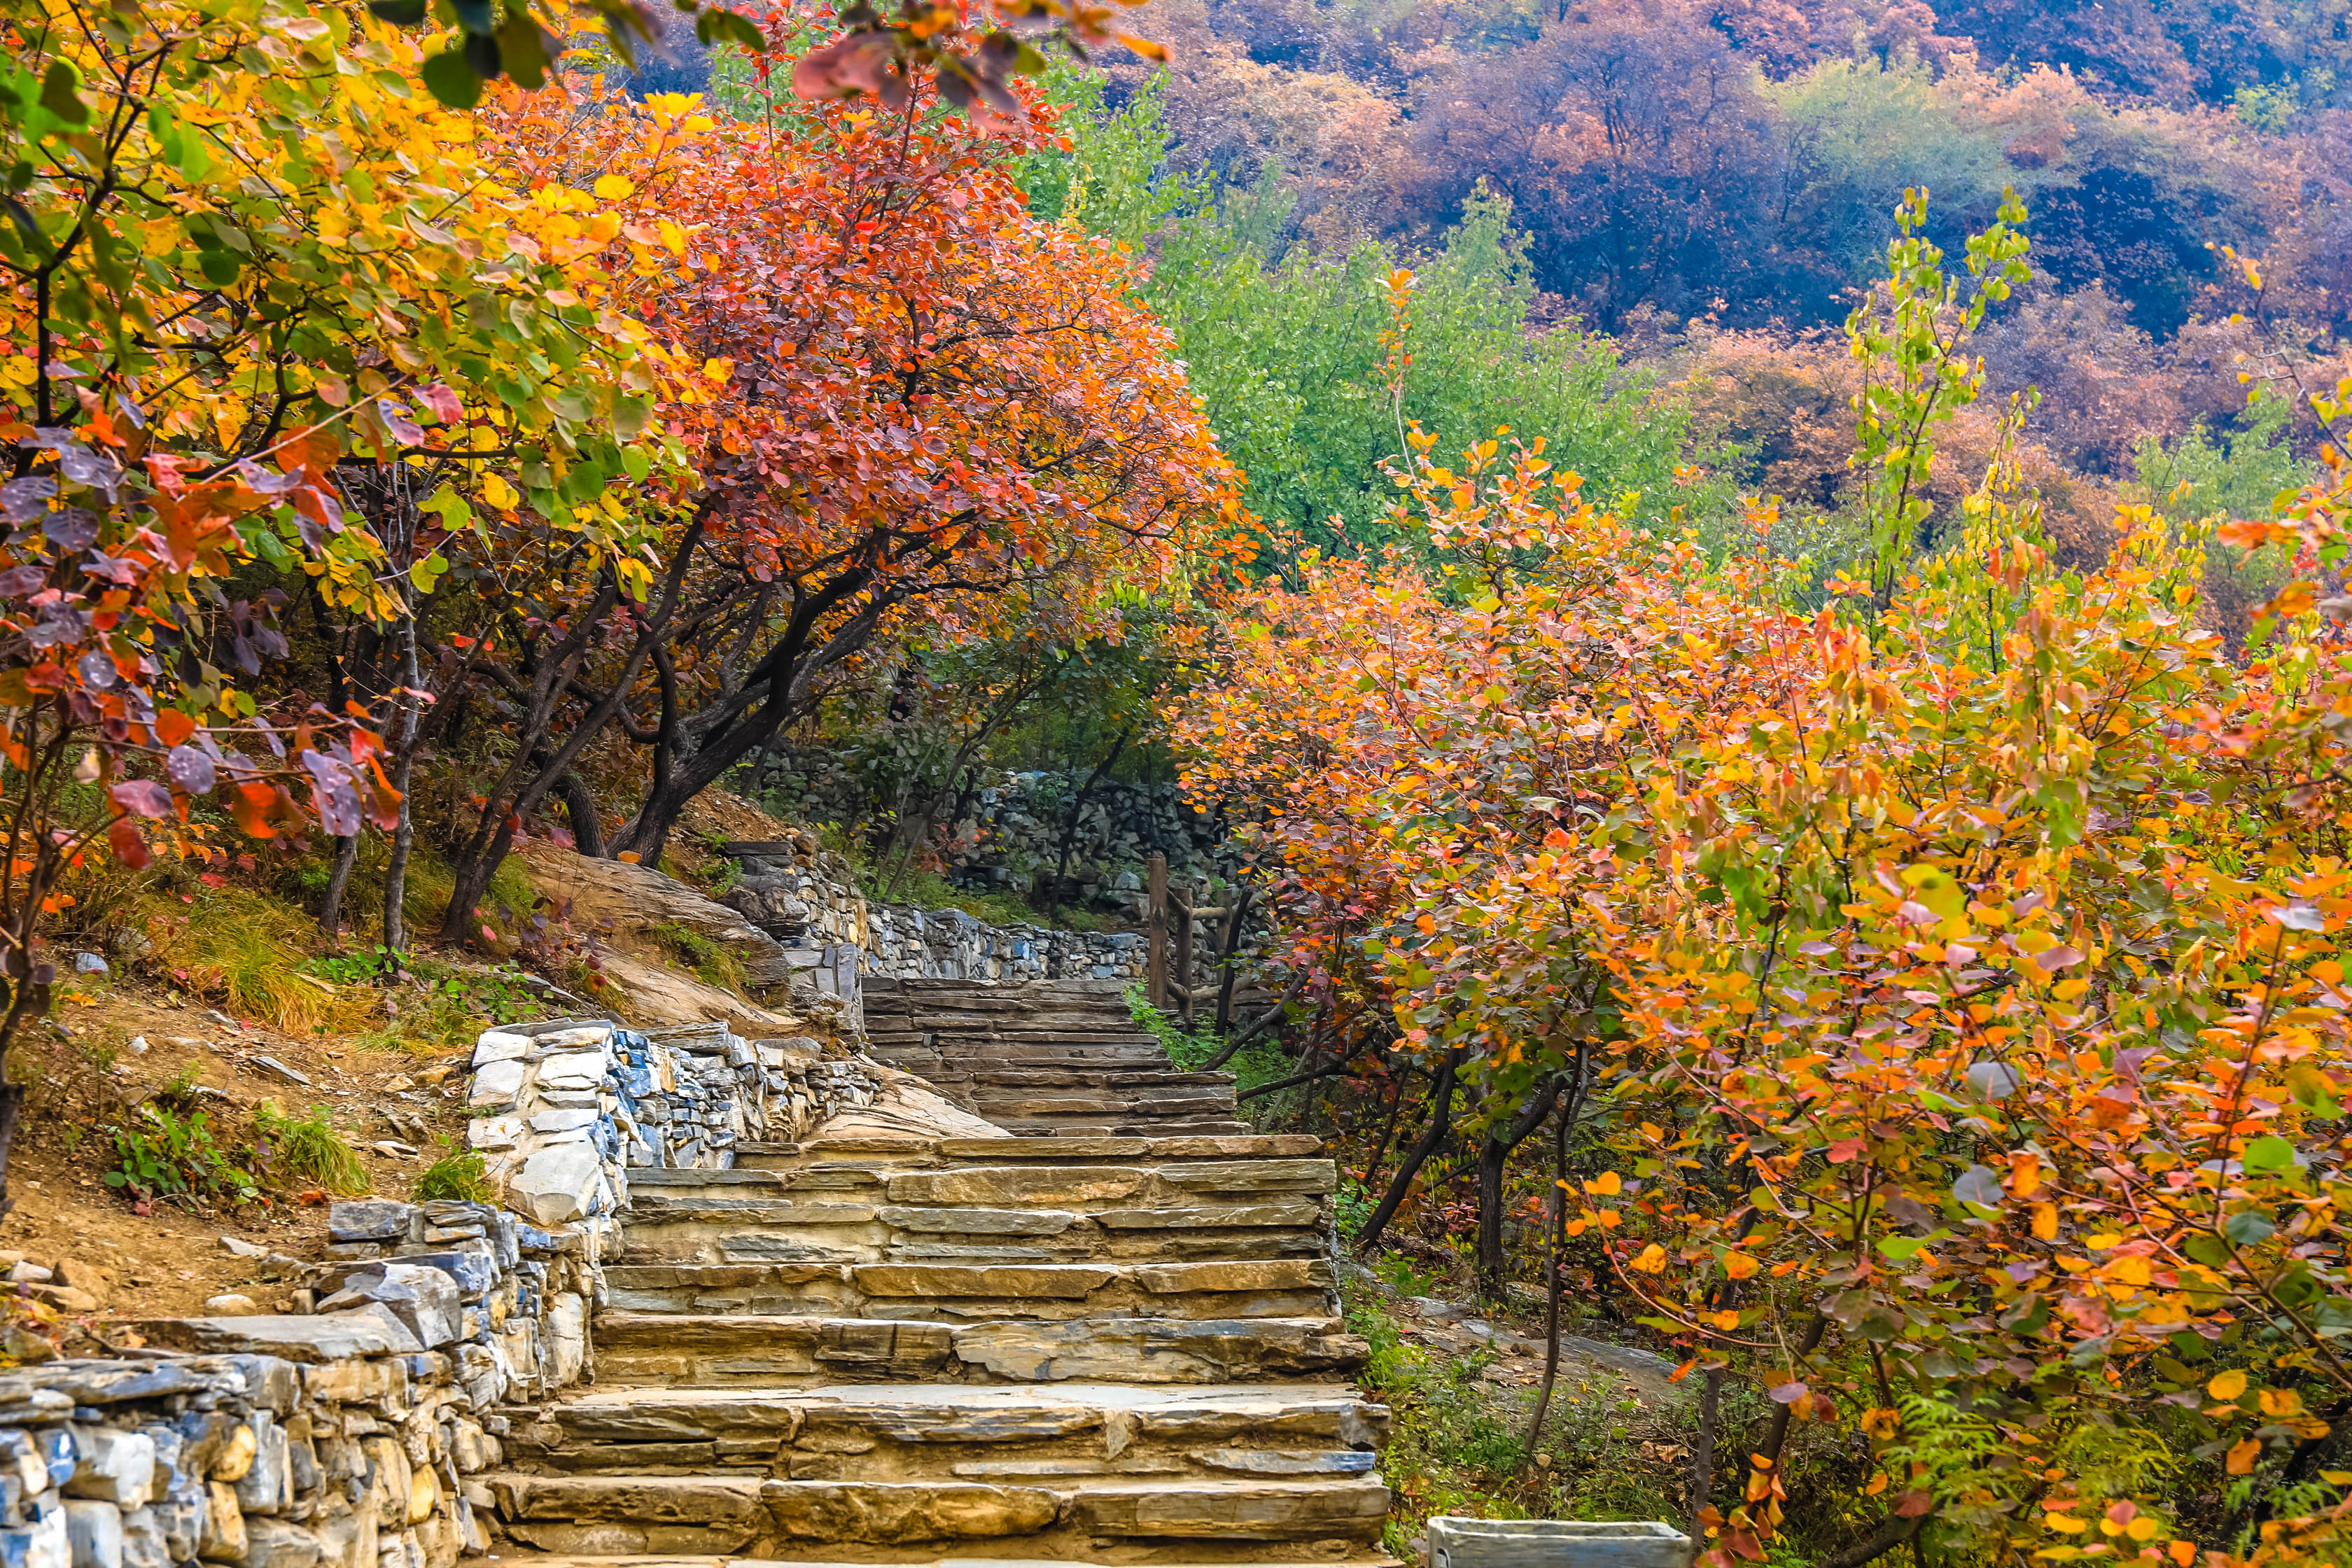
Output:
(2012, 1152), (2042, 1199)
(2260, 1388), (2304, 1418)
(2208, 1369), (2248, 1401)
(1630, 1243), (1666, 1274)
(593, 174), (636, 200)
(2126, 1517), (2162, 1543)
(2045, 1514), (2089, 1535)
(1722, 1252), (1760, 1280)
(2033, 1203), (2058, 1240)
(1586, 1170), (1622, 1196)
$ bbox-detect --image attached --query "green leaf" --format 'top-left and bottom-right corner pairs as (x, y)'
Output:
(694, 6), (766, 47)
(38, 61), (88, 125)
(2244, 1135), (2297, 1173)
(367, 0), (430, 21)
(2185, 1233), (2232, 1267)
(2225, 1210), (2276, 1246)
(462, 31), (503, 77)
(496, 11), (554, 88)
(419, 49), (484, 108)
(450, 0), (499, 32)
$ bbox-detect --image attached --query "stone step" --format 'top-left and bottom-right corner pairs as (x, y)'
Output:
(625, 1151), (1327, 1217)
(491, 1473), (1390, 1556)
(729, 1135), (1324, 1168)
(589, 1314), (1368, 1385)
(941, 1070), (1238, 1089)
(493, 1555), (1405, 1568)
(497, 1383), (1387, 1517)
(986, 1121), (1256, 1140)
(600, 1257), (1340, 1320)
(616, 1194), (1326, 1268)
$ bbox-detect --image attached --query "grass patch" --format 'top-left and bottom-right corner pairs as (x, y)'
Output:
(362, 957), (542, 1055)
(650, 921), (748, 993)
(1125, 983), (1296, 1123)
(133, 885), (361, 1032)
(415, 1138), (493, 1203)
(253, 1100), (372, 1195)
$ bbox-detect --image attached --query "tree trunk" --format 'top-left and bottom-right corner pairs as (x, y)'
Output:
(1477, 1079), (1564, 1295)
(1523, 1101), (1572, 1455)
(556, 771), (605, 858)
(379, 600), (426, 953)
(610, 564), (887, 867)
(1688, 1367), (1723, 1562)
(316, 834), (360, 938)
(1353, 1047), (1463, 1254)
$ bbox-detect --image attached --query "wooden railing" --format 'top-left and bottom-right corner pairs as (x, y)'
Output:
(1143, 851), (1254, 1030)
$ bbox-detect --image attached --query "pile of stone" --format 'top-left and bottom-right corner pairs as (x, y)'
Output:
(464, 1017), (888, 1227)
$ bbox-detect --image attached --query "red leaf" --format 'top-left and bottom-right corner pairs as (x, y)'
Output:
(110, 780), (172, 818)
(106, 817), (150, 871)
(1894, 1490), (1934, 1518)
(1826, 1138), (1865, 1164)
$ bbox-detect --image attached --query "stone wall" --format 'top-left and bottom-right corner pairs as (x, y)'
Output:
(743, 759), (1232, 917)
(14, 1178), (611, 1568)
(718, 837), (1149, 986)
(463, 1016), (886, 1205)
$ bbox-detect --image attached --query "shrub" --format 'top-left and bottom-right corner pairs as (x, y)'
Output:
(104, 1104), (255, 1209)
(414, 1139), (493, 1203)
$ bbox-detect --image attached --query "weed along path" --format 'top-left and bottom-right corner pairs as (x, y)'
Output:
(480, 978), (1397, 1567)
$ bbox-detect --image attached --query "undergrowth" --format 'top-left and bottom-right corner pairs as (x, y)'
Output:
(650, 921), (748, 993)
(253, 1100), (371, 1195)
(1124, 983), (1295, 1122)
(104, 1102), (255, 1210)
(415, 1138), (493, 1203)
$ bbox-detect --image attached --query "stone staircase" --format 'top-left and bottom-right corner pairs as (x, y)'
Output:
(864, 978), (1252, 1139)
(480, 986), (1390, 1566)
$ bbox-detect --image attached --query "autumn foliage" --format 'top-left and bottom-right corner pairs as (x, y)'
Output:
(1177, 199), (2352, 1564)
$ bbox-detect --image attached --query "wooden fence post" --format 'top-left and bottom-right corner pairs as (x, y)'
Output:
(1146, 853), (1168, 1010)
(1175, 896), (1195, 1030)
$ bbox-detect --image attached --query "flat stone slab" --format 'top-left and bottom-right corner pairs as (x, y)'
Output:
(1065, 1476), (1390, 1539)
(1134, 1261), (1329, 1294)
(1093, 1205), (1322, 1230)
(493, 1476), (768, 1524)
(762, 1480), (1059, 1543)
(852, 1264), (1116, 1299)
(1155, 1160), (1336, 1196)
(934, 1139), (1149, 1159)
(951, 1320), (1370, 1387)
(127, 1312), (424, 1361)
(876, 1208), (1082, 1237)
(886, 1169), (1142, 1206)
(1429, 1518), (1692, 1568)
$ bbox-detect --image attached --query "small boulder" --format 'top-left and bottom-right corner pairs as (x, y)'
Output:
(201, 1295), (260, 1316)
